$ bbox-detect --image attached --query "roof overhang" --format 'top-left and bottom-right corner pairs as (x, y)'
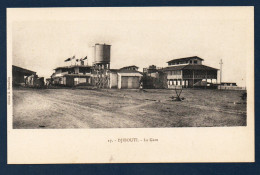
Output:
(12, 65), (36, 75)
(167, 56), (204, 63)
(118, 73), (143, 77)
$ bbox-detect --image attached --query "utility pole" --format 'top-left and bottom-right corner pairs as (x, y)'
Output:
(219, 59), (223, 90)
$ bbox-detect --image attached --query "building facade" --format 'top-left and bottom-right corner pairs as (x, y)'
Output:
(12, 65), (36, 86)
(109, 69), (143, 89)
(163, 56), (218, 88)
(51, 65), (92, 86)
(12, 65), (44, 87)
(51, 64), (143, 89)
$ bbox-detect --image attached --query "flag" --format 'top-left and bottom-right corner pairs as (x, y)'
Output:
(83, 56), (88, 60)
(64, 58), (71, 62)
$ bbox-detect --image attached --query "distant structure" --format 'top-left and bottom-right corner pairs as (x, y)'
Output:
(120, 65), (139, 71)
(218, 82), (245, 90)
(12, 65), (36, 86)
(219, 59), (223, 84)
(221, 82), (237, 86)
(142, 65), (166, 89)
(143, 65), (158, 74)
(219, 59), (223, 90)
(12, 65), (44, 87)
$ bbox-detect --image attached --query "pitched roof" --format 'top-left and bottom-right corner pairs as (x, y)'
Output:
(117, 69), (143, 74)
(12, 65), (36, 75)
(64, 74), (91, 77)
(167, 56), (204, 63)
(163, 65), (187, 71)
(109, 69), (119, 73)
(163, 64), (218, 71)
(120, 65), (139, 69)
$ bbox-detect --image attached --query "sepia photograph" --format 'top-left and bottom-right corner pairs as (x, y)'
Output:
(7, 7), (254, 164)
(11, 8), (248, 129)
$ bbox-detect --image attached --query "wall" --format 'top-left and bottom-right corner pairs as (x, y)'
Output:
(65, 77), (74, 86)
(109, 72), (118, 88)
(121, 76), (140, 89)
(166, 70), (182, 80)
(74, 77), (87, 85)
(74, 67), (79, 74)
(117, 74), (122, 89)
(167, 74), (183, 79)
(12, 72), (25, 85)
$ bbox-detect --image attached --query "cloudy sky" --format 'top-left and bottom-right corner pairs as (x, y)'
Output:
(9, 7), (253, 86)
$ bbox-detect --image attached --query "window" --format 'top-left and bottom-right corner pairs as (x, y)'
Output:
(190, 60), (192, 64)
(194, 60), (198, 64)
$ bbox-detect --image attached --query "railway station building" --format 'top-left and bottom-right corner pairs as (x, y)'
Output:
(163, 56), (218, 88)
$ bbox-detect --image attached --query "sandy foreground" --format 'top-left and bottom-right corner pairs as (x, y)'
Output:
(12, 88), (246, 129)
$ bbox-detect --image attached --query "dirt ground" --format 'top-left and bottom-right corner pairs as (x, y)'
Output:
(12, 87), (247, 129)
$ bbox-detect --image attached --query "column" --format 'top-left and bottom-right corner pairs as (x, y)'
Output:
(205, 70), (207, 89)
(192, 70), (195, 88)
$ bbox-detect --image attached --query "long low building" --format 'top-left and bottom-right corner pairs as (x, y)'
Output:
(12, 65), (44, 87)
(12, 65), (36, 86)
(50, 64), (143, 89)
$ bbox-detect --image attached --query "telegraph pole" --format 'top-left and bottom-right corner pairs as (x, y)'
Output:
(219, 59), (223, 90)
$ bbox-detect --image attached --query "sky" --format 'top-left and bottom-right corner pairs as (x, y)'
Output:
(10, 7), (253, 87)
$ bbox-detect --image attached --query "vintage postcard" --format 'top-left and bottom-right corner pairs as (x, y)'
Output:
(7, 7), (254, 163)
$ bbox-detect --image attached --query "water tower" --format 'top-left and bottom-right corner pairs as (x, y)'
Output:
(94, 43), (111, 69)
(92, 43), (111, 88)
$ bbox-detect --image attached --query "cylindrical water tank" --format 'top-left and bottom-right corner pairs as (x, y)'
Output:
(94, 44), (111, 64)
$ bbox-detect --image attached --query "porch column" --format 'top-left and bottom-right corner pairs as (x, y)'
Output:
(205, 70), (207, 89)
(192, 70), (195, 88)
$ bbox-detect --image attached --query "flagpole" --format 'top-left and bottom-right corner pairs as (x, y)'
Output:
(219, 59), (223, 90)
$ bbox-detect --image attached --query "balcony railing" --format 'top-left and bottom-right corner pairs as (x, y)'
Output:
(167, 75), (182, 79)
(183, 75), (217, 79)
